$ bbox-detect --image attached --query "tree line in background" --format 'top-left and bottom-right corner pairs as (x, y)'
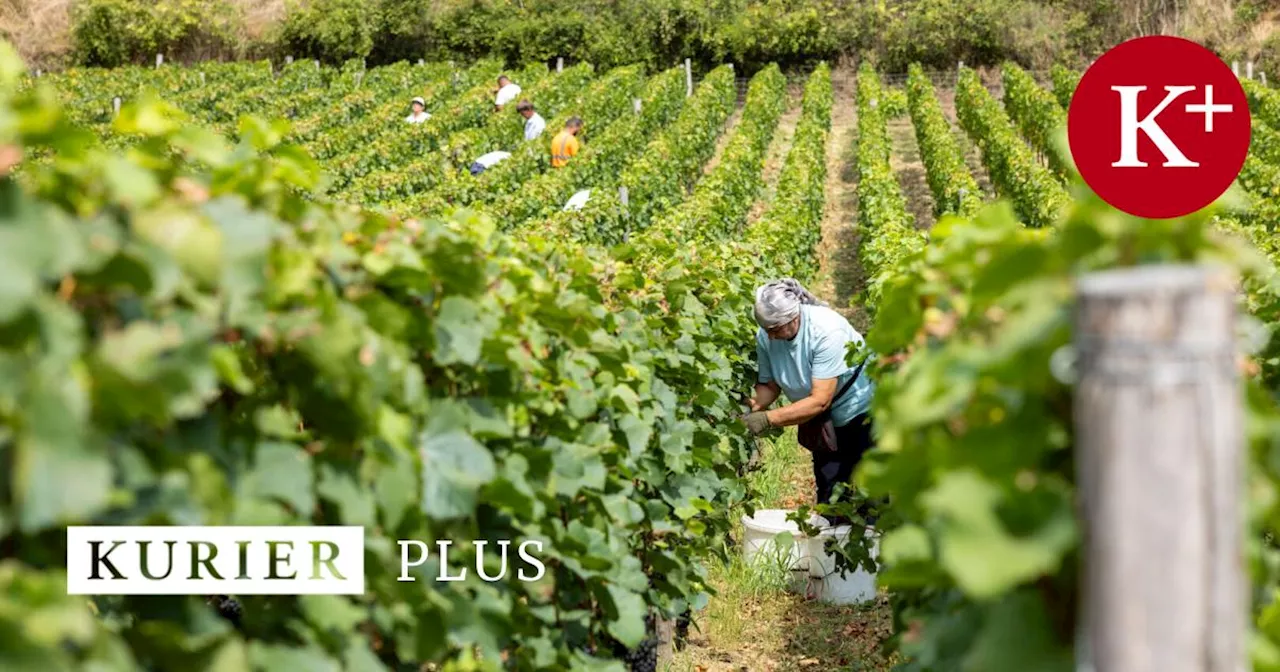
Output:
(48, 0), (1280, 77)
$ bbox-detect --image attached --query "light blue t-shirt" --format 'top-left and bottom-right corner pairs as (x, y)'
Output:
(755, 304), (874, 427)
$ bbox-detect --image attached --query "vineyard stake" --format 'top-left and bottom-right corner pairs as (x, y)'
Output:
(633, 98), (642, 114)
(418, 59), (425, 66)
(1232, 60), (1239, 76)
(556, 57), (563, 73)
(655, 617), (676, 668)
(287, 55), (294, 65)
(200, 72), (205, 85)
(619, 186), (630, 243)
(1263, 71), (1269, 86)
(155, 53), (163, 68)
(1247, 61), (1254, 79)
(112, 97), (121, 117)
(685, 58), (693, 97)
(1074, 264), (1245, 672)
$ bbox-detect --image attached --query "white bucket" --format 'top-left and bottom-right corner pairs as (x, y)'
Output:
(741, 509), (814, 573)
(741, 509), (879, 605)
(806, 525), (879, 605)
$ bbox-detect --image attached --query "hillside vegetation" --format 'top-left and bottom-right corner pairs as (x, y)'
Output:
(3, 0), (1279, 79)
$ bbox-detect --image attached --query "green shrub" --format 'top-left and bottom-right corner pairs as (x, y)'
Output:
(711, 0), (862, 69)
(276, 0), (382, 63)
(70, 0), (244, 67)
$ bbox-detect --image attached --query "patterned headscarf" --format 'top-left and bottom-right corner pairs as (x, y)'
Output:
(753, 279), (826, 328)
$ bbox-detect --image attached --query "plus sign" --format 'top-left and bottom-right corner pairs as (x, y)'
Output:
(1184, 85), (1233, 132)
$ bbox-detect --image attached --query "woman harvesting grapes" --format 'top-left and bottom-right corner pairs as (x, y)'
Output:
(741, 279), (878, 519)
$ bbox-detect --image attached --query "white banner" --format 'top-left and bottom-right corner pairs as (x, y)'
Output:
(66, 526), (365, 595)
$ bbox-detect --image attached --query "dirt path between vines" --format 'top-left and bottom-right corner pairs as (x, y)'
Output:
(935, 86), (996, 200)
(814, 67), (869, 333)
(665, 68), (898, 672)
(702, 104), (745, 176)
(887, 113), (935, 230)
(745, 90), (804, 226)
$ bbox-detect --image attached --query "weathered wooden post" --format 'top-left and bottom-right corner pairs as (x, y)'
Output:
(155, 53), (163, 68)
(1232, 60), (1240, 76)
(556, 56), (564, 73)
(633, 98), (642, 114)
(619, 185), (630, 243)
(286, 55), (294, 65)
(685, 58), (693, 97)
(1247, 61), (1254, 80)
(655, 616), (675, 667)
(112, 97), (121, 117)
(1074, 264), (1245, 672)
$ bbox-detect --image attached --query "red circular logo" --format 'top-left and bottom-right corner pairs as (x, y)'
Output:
(1068, 36), (1251, 219)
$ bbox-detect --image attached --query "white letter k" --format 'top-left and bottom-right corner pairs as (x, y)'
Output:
(1111, 85), (1199, 168)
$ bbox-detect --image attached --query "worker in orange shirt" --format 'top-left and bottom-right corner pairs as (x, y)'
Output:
(550, 117), (583, 168)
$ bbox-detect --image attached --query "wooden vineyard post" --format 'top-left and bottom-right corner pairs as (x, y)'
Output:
(685, 58), (693, 97)
(286, 55), (294, 65)
(1247, 61), (1254, 80)
(112, 97), (121, 117)
(633, 98), (642, 114)
(155, 53), (163, 68)
(556, 56), (563, 73)
(655, 616), (675, 667)
(1263, 71), (1269, 86)
(1073, 264), (1245, 672)
(1232, 60), (1240, 76)
(619, 186), (630, 243)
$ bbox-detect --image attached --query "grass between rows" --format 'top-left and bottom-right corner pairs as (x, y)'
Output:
(665, 430), (898, 672)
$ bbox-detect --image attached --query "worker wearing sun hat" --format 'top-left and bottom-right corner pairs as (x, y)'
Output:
(405, 97), (430, 124)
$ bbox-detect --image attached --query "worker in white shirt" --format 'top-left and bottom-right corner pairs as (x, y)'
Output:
(517, 100), (546, 140)
(470, 150), (512, 176)
(405, 97), (430, 123)
(494, 75), (522, 111)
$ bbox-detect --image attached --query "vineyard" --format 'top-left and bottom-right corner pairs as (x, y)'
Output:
(5, 34), (1280, 672)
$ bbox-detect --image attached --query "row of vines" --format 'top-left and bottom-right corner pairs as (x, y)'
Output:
(837, 59), (1280, 671)
(0, 36), (858, 672)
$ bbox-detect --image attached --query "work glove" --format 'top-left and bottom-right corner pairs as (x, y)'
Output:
(743, 411), (772, 435)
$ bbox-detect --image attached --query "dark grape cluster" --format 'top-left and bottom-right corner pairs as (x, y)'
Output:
(207, 595), (243, 629)
(675, 609), (691, 650)
(612, 612), (658, 672)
